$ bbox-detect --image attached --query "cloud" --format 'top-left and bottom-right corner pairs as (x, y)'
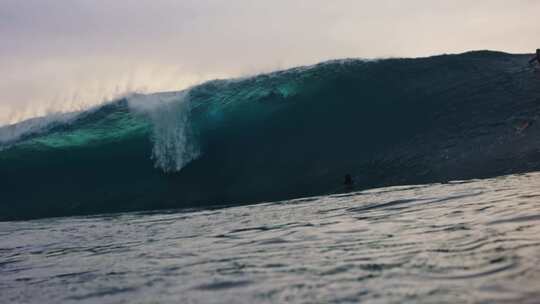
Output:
(1, 0), (539, 125)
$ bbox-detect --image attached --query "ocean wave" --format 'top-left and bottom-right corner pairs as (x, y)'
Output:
(1, 50), (540, 220)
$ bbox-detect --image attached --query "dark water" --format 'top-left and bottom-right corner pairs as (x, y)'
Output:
(2, 51), (540, 221)
(2, 172), (540, 303)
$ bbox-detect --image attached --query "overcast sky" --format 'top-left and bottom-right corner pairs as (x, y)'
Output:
(1, 0), (539, 125)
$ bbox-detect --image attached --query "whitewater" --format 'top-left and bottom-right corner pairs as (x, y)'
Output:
(2, 50), (540, 303)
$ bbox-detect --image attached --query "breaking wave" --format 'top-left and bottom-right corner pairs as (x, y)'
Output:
(1, 51), (540, 220)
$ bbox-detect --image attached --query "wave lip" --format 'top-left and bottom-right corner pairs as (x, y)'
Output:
(1, 50), (540, 221)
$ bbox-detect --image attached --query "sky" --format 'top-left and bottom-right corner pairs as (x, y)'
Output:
(1, 0), (539, 125)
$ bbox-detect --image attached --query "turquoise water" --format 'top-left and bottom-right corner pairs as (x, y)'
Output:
(2, 173), (540, 303)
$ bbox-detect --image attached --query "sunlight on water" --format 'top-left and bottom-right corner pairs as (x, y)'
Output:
(2, 172), (540, 303)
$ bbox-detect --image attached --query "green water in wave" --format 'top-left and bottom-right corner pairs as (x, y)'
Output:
(13, 104), (151, 150)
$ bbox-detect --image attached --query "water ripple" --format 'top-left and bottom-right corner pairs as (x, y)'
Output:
(2, 172), (540, 303)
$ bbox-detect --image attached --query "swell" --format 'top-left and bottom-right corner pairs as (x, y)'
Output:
(1, 51), (540, 221)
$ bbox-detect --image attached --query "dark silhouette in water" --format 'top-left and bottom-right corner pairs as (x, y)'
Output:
(529, 49), (540, 65)
(344, 174), (354, 189)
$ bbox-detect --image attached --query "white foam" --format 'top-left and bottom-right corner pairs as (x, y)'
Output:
(128, 91), (200, 172)
(0, 111), (81, 145)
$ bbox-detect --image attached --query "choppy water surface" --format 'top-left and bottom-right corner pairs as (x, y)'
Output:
(4, 52), (540, 221)
(2, 173), (540, 303)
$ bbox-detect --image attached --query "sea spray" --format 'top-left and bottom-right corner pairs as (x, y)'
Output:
(0, 111), (82, 147)
(128, 92), (199, 172)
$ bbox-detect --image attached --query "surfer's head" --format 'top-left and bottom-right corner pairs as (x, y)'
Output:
(344, 174), (353, 186)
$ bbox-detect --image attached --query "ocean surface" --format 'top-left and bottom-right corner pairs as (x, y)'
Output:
(2, 172), (540, 303)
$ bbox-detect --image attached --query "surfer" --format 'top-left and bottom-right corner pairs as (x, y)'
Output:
(344, 174), (354, 189)
(529, 49), (540, 65)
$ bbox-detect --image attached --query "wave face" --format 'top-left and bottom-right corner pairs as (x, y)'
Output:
(2, 51), (540, 220)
